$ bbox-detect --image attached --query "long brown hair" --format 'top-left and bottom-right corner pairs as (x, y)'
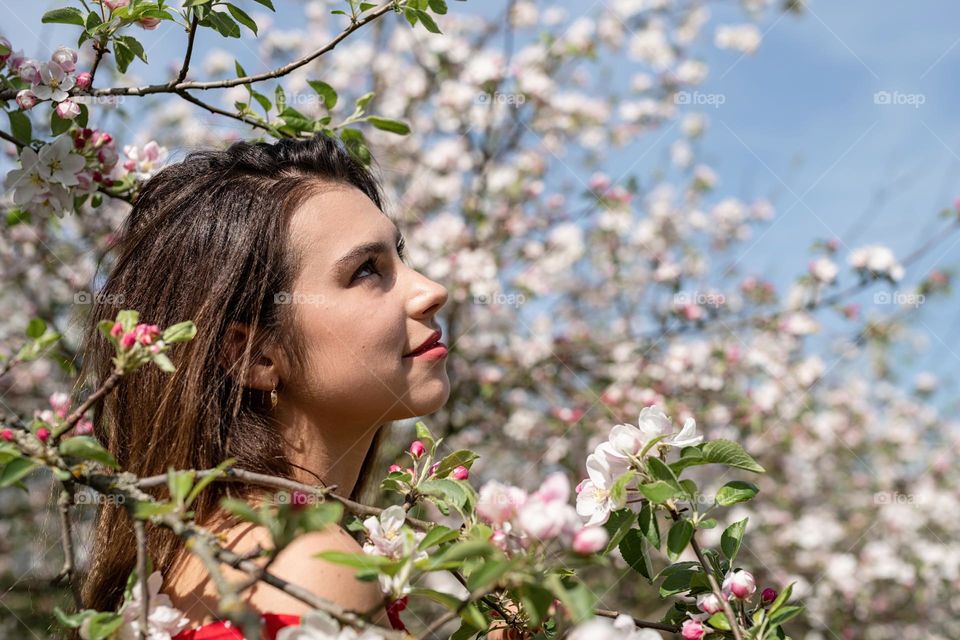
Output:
(75, 135), (388, 616)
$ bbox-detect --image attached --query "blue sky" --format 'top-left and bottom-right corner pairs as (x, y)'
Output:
(3, 0), (959, 400)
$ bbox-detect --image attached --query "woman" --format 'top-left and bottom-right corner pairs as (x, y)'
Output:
(76, 134), (453, 638)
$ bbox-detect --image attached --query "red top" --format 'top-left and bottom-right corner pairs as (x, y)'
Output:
(172, 613), (301, 640)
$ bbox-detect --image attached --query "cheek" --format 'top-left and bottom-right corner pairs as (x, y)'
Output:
(298, 301), (406, 374)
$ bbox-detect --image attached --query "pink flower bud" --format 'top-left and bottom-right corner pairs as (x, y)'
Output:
(451, 465), (469, 480)
(137, 17), (161, 30)
(49, 392), (70, 418)
(51, 47), (77, 73)
(429, 461), (440, 475)
(76, 419), (93, 436)
(1, 429), (14, 441)
(571, 526), (608, 554)
(36, 427), (50, 442)
(15, 89), (38, 110)
(134, 323), (160, 345)
(388, 464), (402, 473)
(761, 587), (777, 605)
(697, 592), (724, 615)
(109, 321), (124, 337)
(18, 59), (40, 84)
(104, 0), (130, 10)
(408, 440), (426, 458)
(722, 569), (757, 600)
(121, 331), (137, 349)
(681, 619), (707, 640)
(75, 71), (92, 89)
(55, 99), (81, 120)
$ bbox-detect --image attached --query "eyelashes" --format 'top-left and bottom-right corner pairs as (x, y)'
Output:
(350, 238), (407, 284)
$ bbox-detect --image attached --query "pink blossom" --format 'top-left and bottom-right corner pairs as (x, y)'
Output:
(121, 331), (137, 349)
(36, 427), (51, 442)
(571, 526), (608, 554)
(476, 480), (527, 525)
(681, 618), (707, 640)
(761, 587), (777, 605)
(451, 465), (469, 480)
(722, 569), (756, 600)
(51, 47), (77, 73)
(408, 440), (426, 458)
(137, 17), (161, 30)
(55, 99), (81, 120)
(109, 322), (124, 337)
(134, 323), (160, 345)
(75, 72), (92, 89)
(388, 464), (402, 473)
(1, 429), (14, 441)
(34, 61), (75, 103)
(103, 0), (130, 10)
(15, 89), (38, 110)
(49, 392), (70, 418)
(697, 592), (724, 615)
(18, 59), (41, 84)
(75, 419), (94, 436)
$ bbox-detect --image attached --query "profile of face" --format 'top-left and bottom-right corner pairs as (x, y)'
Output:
(271, 183), (451, 434)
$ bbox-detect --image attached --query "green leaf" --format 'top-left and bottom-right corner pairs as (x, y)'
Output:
(433, 449), (478, 479)
(116, 35), (148, 64)
(205, 10), (241, 38)
(250, 0), (275, 9)
(415, 9), (441, 33)
(768, 605), (804, 627)
(637, 502), (661, 550)
(314, 551), (394, 570)
(42, 7), (85, 26)
(413, 420), (436, 452)
(220, 497), (261, 524)
(466, 558), (511, 592)
(168, 469), (196, 507)
(427, 0), (448, 14)
(60, 436), (119, 469)
(0, 458), (36, 487)
(226, 3), (258, 35)
(720, 517), (748, 562)
(715, 480), (759, 506)
(666, 519), (694, 561)
(618, 529), (652, 580)
(658, 564), (700, 597)
(7, 111), (32, 146)
(366, 116), (411, 135)
(134, 501), (177, 519)
(80, 612), (124, 640)
(152, 353), (176, 373)
(185, 459), (235, 507)
(418, 524), (460, 550)
(26, 318), (46, 339)
(701, 440), (765, 473)
(51, 110), (73, 136)
(162, 321), (196, 343)
(602, 508), (635, 555)
(767, 581), (794, 616)
(637, 480), (683, 504)
(183, 0), (214, 7)
(707, 612), (731, 631)
(545, 574), (595, 623)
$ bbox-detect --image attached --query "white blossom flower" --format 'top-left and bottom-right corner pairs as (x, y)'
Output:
(276, 610), (386, 640)
(105, 571), (190, 640)
(568, 613), (663, 639)
(575, 450), (626, 526)
(39, 135), (85, 186)
(33, 60), (75, 102)
(663, 417), (703, 448)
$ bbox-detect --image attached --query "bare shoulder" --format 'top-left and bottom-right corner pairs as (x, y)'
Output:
(241, 523), (385, 619)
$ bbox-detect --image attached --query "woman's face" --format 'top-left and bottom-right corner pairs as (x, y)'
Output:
(281, 184), (450, 429)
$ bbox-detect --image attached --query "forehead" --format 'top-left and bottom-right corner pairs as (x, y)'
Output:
(289, 185), (395, 260)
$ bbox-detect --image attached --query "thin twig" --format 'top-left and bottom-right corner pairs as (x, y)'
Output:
(134, 520), (149, 640)
(52, 485), (84, 608)
(173, 14), (200, 86)
(52, 369), (122, 441)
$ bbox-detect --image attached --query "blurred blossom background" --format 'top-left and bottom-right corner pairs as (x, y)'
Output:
(1, 0), (959, 638)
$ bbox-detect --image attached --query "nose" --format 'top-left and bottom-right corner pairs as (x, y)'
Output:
(406, 267), (448, 320)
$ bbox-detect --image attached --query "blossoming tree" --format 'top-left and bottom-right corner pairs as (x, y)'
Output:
(1, 1), (957, 639)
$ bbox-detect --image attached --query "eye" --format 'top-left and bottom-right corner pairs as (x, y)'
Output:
(350, 256), (381, 283)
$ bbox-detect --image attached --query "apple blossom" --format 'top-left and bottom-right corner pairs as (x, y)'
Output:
(408, 440), (426, 457)
(517, 472), (579, 540)
(55, 98), (81, 120)
(1, 429), (14, 442)
(51, 46), (77, 73)
(722, 569), (757, 600)
(361, 505), (425, 561)
(476, 480), (528, 525)
(275, 610), (386, 640)
(451, 465), (469, 480)
(575, 450), (627, 526)
(568, 613), (663, 640)
(122, 141), (169, 180)
(761, 587), (777, 605)
(36, 427), (50, 442)
(97, 571), (190, 640)
(696, 592), (724, 615)
(15, 89), (37, 110)
(33, 61), (76, 103)
(75, 72), (92, 90)
(681, 618), (708, 640)
(571, 526), (609, 554)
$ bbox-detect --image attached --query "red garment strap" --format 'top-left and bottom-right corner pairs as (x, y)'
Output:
(172, 613), (301, 640)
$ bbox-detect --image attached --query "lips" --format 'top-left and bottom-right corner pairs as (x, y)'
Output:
(404, 329), (443, 357)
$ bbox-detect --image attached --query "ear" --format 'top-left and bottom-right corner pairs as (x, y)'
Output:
(221, 321), (288, 392)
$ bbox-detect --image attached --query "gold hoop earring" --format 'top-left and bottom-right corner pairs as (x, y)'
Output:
(270, 383), (278, 409)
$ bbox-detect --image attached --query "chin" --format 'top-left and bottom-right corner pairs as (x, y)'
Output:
(395, 376), (451, 419)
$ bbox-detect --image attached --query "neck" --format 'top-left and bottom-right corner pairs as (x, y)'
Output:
(273, 405), (381, 498)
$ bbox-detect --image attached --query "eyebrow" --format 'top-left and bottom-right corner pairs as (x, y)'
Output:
(333, 227), (404, 276)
